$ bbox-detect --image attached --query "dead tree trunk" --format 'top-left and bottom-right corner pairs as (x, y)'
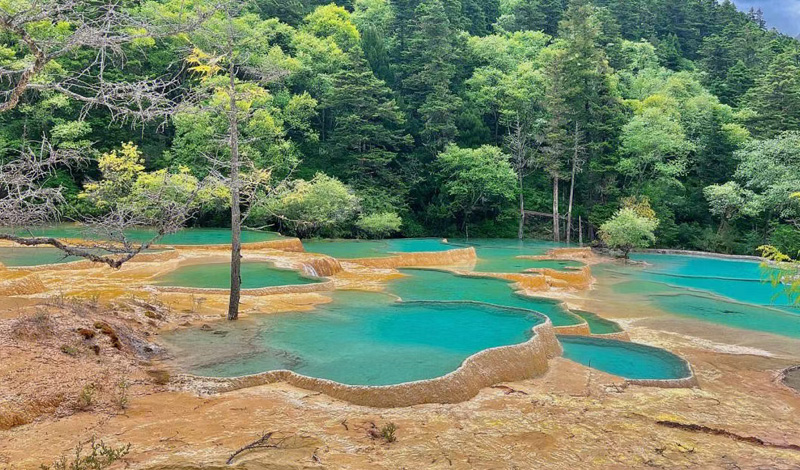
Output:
(567, 121), (579, 245)
(518, 173), (525, 240)
(552, 176), (560, 243)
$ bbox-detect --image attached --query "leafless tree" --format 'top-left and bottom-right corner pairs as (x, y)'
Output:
(0, 0), (219, 122)
(0, 139), (202, 268)
(0, 1), (218, 268)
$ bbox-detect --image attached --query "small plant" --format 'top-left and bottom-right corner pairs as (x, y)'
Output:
(77, 384), (96, 410)
(10, 309), (54, 340)
(40, 436), (130, 470)
(380, 423), (397, 443)
(113, 379), (129, 410)
(60, 344), (79, 357)
(147, 369), (170, 386)
(189, 295), (206, 313)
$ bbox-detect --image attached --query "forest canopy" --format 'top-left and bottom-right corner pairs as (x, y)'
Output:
(1, 0), (799, 255)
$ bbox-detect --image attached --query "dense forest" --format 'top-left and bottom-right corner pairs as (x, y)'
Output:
(2, 0), (800, 255)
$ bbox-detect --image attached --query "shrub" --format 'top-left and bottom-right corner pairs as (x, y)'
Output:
(599, 207), (659, 259)
(380, 423), (397, 443)
(60, 344), (79, 357)
(40, 436), (130, 470)
(356, 212), (402, 239)
(77, 384), (96, 410)
(11, 310), (54, 341)
(264, 173), (359, 238)
(113, 379), (130, 410)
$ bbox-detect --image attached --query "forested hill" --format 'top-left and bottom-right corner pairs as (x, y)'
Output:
(1, 0), (799, 255)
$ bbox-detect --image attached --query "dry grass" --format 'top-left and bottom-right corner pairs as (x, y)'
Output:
(10, 309), (55, 341)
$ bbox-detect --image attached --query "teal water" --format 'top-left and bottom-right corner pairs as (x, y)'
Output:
(0, 247), (82, 266)
(389, 269), (583, 327)
(0, 246), (165, 266)
(572, 310), (623, 334)
(628, 254), (792, 309)
(603, 255), (800, 338)
(302, 238), (454, 259)
(474, 257), (583, 273)
(162, 291), (544, 385)
(651, 292), (800, 339)
(560, 336), (692, 380)
(154, 262), (320, 289)
(13, 225), (281, 245)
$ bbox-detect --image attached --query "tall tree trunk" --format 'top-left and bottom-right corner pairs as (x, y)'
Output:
(552, 176), (560, 243)
(518, 172), (525, 240)
(226, 21), (242, 322)
(567, 121), (579, 245)
(578, 216), (583, 247)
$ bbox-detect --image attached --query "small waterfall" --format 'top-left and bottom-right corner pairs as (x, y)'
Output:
(303, 264), (319, 277)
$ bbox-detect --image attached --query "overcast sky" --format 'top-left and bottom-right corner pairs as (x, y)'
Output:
(732, 0), (800, 36)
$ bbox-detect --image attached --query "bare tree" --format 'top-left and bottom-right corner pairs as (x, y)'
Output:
(565, 121), (586, 244)
(0, 0), (218, 121)
(0, 139), (202, 268)
(505, 117), (538, 240)
(0, 1), (218, 267)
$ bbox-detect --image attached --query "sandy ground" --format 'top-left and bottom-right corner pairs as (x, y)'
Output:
(1, 245), (799, 469)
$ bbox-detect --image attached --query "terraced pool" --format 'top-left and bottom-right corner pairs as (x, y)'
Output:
(0, 247), (83, 266)
(13, 225), (283, 245)
(154, 262), (320, 289)
(162, 291), (545, 385)
(605, 254), (800, 338)
(560, 336), (692, 380)
(301, 238), (454, 259)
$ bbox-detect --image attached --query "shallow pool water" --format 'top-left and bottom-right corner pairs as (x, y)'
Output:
(390, 269), (583, 326)
(628, 254), (791, 309)
(13, 225), (282, 245)
(602, 254), (800, 338)
(572, 310), (623, 335)
(560, 336), (692, 380)
(301, 238), (454, 259)
(0, 247), (82, 266)
(154, 262), (320, 289)
(163, 291), (544, 385)
(159, 240), (800, 386)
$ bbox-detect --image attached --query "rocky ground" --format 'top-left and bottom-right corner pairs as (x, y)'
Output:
(1, 246), (799, 469)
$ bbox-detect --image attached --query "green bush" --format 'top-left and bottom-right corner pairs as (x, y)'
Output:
(599, 208), (659, 258)
(356, 212), (402, 239)
(264, 173), (360, 238)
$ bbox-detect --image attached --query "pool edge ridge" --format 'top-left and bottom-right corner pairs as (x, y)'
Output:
(347, 247), (477, 269)
(170, 317), (563, 408)
(151, 279), (335, 296)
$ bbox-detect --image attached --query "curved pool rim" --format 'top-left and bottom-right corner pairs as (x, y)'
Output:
(149, 260), (332, 296)
(170, 299), (563, 408)
(395, 267), (588, 328)
(559, 335), (697, 388)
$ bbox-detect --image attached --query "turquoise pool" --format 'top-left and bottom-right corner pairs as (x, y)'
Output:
(13, 225), (282, 245)
(302, 238), (455, 259)
(0, 247), (82, 266)
(154, 262), (320, 289)
(159, 240), (800, 387)
(390, 269), (583, 327)
(560, 336), (692, 380)
(629, 253), (790, 309)
(162, 291), (544, 385)
(572, 310), (623, 335)
(603, 253), (800, 338)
